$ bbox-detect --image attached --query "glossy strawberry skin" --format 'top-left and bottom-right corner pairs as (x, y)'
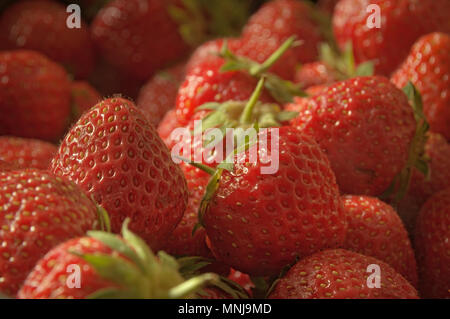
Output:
(159, 162), (213, 258)
(294, 62), (339, 89)
(415, 188), (450, 299)
(71, 81), (102, 123)
(0, 160), (17, 172)
(333, 0), (450, 76)
(204, 126), (346, 276)
(0, 0), (95, 79)
(391, 32), (450, 141)
(0, 50), (71, 142)
(240, 0), (322, 80)
(0, 170), (99, 296)
(269, 249), (419, 299)
(176, 59), (275, 126)
(18, 237), (117, 299)
(0, 137), (57, 170)
(291, 76), (416, 196)
(50, 97), (188, 249)
(137, 64), (185, 127)
(91, 0), (189, 80)
(341, 195), (417, 287)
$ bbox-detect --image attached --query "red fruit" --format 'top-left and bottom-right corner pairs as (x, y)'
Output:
(240, 0), (323, 80)
(137, 63), (185, 127)
(0, 0), (95, 79)
(0, 169), (99, 296)
(0, 160), (17, 172)
(333, 0), (450, 76)
(157, 109), (183, 147)
(318, 0), (339, 15)
(415, 187), (450, 298)
(0, 136), (57, 170)
(50, 97), (188, 249)
(291, 76), (416, 196)
(269, 249), (419, 299)
(176, 59), (274, 126)
(91, 0), (190, 80)
(341, 195), (417, 286)
(204, 126), (346, 276)
(391, 32), (450, 141)
(159, 162), (213, 258)
(71, 81), (102, 122)
(294, 62), (339, 89)
(228, 269), (254, 296)
(0, 50), (71, 142)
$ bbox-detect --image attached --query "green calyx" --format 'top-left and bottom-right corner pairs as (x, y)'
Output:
(71, 219), (221, 299)
(219, 36), (307, 103)
(381, 82), (429, 206)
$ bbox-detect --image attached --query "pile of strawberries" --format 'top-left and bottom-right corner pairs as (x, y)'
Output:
(0, 0), (449, 299)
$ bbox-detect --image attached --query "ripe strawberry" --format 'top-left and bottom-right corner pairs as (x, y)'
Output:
(0, 50), (71, 142)
(0, 0), (95, 79)
(137, 63), (185, 127)
(70, 81), (102, 123)
(159, 162), (213, 258)
(294, 62), (339, 89)
(341, 195), (417, 286)
(0, 160), (17, 172)
(415, 187), (450, 298)
(269, 249), (419, 299)
(0, 169), (99, 296)
(240, 0), (323, 80)
(0, 136), (57, 170)
(91, 0), (190, 80)
(157, 109), (183, 147)
(50, 97), (188, 249)
(18, 222), (219, 299)
(391, 32), (450, 141)
(333, 0), (450, 76)
(290, 76), (416, 196)
(228, 269), (254, 296)
(203, 126), (346, 276)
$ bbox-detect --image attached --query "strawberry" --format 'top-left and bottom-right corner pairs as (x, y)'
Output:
(157, 109), (183, 147)
(0, 50), (71, 142)
(137, 63), (185, 127)
(159, 162), (213, 258)
(0, 0), (95, 79)
(228, 269), (254, 296)
(202, 126), (346, 276)
(294, 62), (339, 89)
(414, 187), (450, 298)
(0, 169), (99, 296)
(240, 0), (323, 80)
(391, 32), (450, 141)
(90, 0), (190, 80)
(341, 195), (417, 286)
(50, 97), (188, 249)
(0, 136), (57, 170)
(290, 76), (417, 196)
(70, 81), (102, 123)
(0, 160), (17, 172)
(333, 0), (450, 76)
(18, 221), (220, 299)
(269, 249), (419, 299)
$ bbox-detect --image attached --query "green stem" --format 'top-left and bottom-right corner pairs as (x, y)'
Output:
(250, 36), (297, 75)
(173, 155), (216, 176)
(239, 77), (266, 125)
(168, 273), (218, 299)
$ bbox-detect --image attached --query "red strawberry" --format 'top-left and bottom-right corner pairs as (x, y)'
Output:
(18, 222), (219, 299)
(290, 76), (416, 196)
(341, 195), (417, 286)
(203, 126), (346, 276)
(137, 63), (185, 127)
(294, 62), (339, 89)
(157, 109), (183, 147)
(50, 97), (188, 249)
(0, 160), (17, 172)
(0, 169), (99, 296)
(159, 162), (213, 258)
(70, 81), (102, 123)
(269, 249), (419, 299)
(0, 136), (57, 170)
(228, 269), (254, 296)
(0, 0), (95, 79)
(91, 0), (190, 80)
(391, 32), (450, 141)
(240, 0), (323, 80)
(333, 0), (450, 76)
(415, 187), (450, 298)
(0, 50), (71, 142)
(176, 58), (275, 126)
